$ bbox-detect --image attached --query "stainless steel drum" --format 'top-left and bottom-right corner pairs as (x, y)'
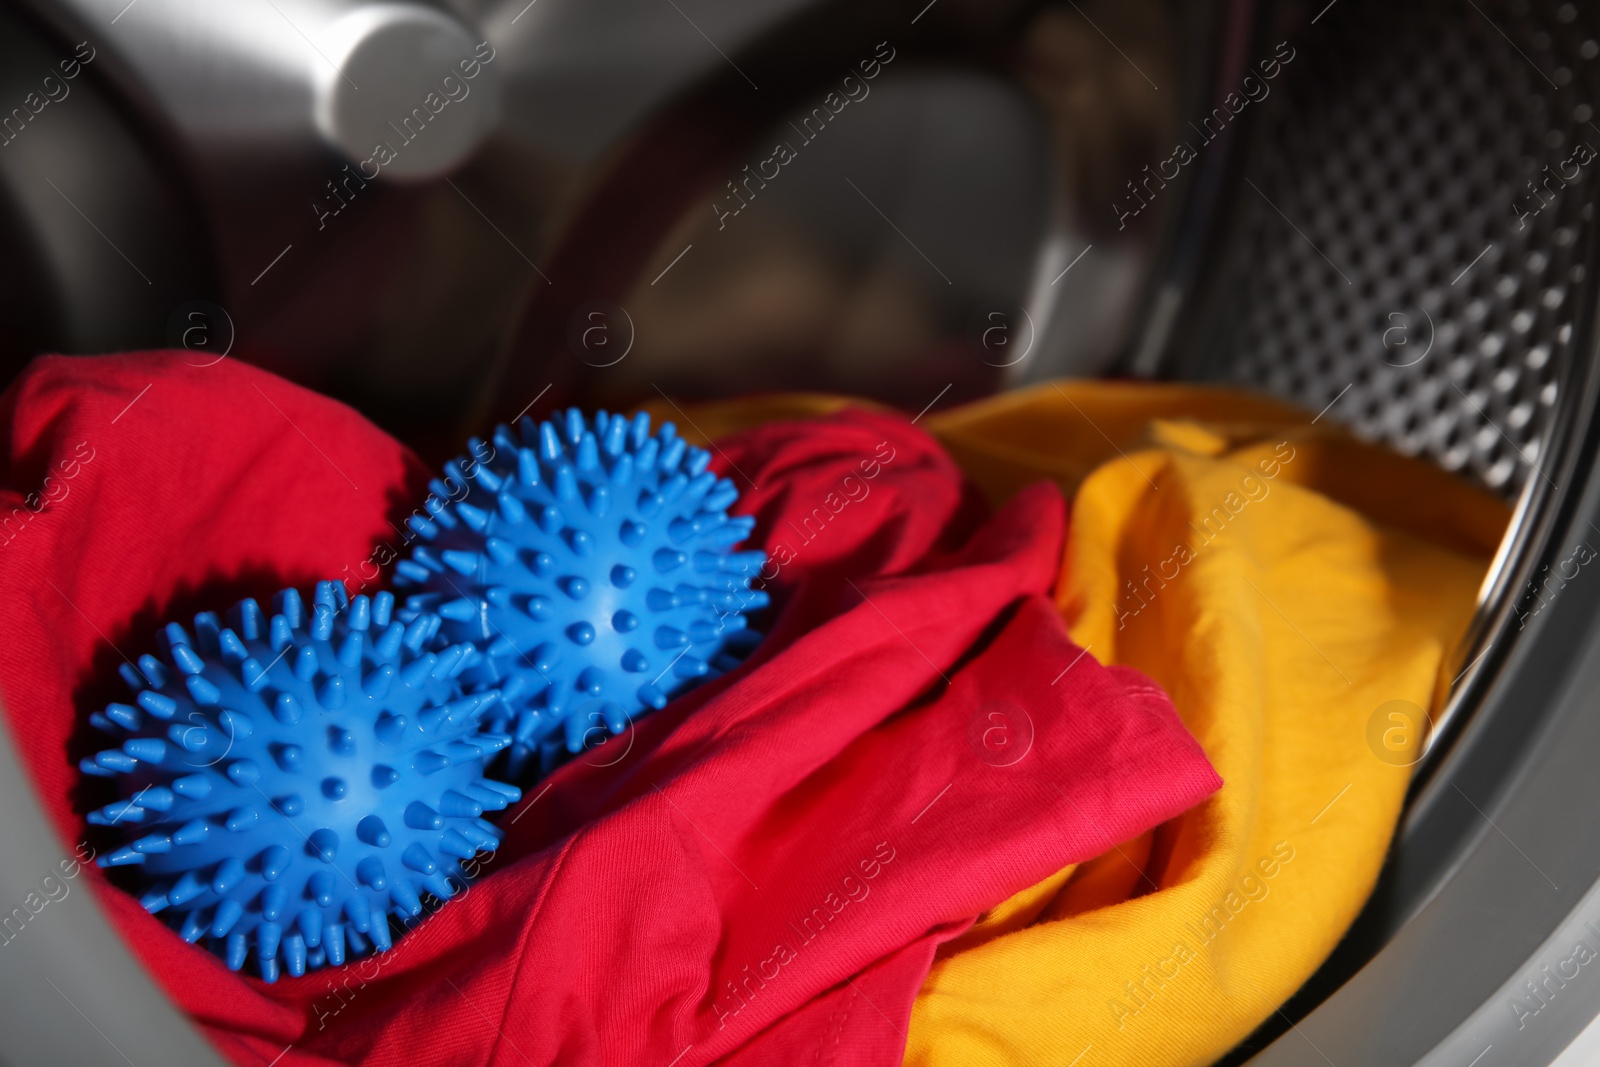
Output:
(4, 0), (1600, 1062)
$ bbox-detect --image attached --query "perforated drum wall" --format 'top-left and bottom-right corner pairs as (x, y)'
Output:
(1195, 0), (1597, 500)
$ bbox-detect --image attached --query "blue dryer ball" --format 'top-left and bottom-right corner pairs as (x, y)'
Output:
(82, 581), (521, 982)
(393, 408), (768, 778)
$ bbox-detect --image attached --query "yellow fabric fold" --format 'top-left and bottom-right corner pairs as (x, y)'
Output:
(650, 382), (1508, 1067)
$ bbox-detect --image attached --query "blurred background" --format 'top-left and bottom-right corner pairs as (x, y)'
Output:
(7, 0), (1600, 1063)
(0, 0), (1216, 454)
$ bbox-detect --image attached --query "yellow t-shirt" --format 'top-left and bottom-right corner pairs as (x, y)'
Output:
(651, 382), (1506, 1066)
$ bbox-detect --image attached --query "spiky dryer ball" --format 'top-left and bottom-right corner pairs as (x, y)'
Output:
(82, 582), (522, 982)
(394, 408), (768, 779)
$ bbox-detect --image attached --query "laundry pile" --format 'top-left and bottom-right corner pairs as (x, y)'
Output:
(675, 386), (1505, 1065)
(0, 354), (1502, 1066)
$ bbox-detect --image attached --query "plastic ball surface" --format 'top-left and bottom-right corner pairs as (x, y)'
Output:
(393, 408), (767, 778)
(82, 581), (521, 981)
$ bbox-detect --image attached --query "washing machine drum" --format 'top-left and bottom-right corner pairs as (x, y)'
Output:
(2, 0), (1600, 1064)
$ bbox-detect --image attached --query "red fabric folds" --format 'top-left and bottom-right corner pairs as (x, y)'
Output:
(0, 353), (1222, 1066)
